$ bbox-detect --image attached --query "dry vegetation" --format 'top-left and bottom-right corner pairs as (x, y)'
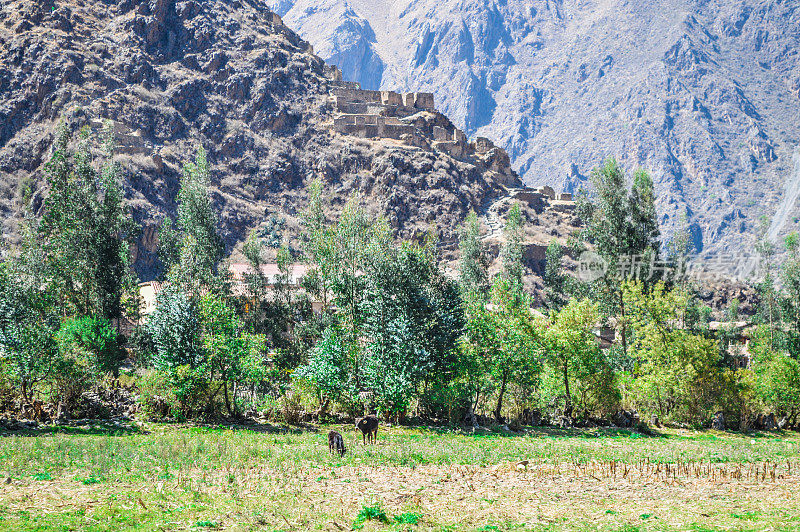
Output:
(1, 424), (799, 531)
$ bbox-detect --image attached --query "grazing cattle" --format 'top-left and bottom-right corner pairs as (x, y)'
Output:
(328, 430), (346, 456)
(356, 415), (379, 444)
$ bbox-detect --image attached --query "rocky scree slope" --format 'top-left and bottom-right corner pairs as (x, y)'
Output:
(0, 0), (523, 278)
(273, 0), (800, 263)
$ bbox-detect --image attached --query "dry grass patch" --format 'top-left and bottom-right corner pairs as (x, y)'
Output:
(1, 423), (799, 530)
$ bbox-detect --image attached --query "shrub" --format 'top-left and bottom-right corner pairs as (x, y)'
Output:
(144, 286), (266, 418)
(56, 316), (126, 376)
(0, 263), (60, 403)
(354, 503), (389, 526)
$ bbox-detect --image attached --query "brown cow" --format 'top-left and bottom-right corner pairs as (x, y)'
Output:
(356, 415), (379, 444)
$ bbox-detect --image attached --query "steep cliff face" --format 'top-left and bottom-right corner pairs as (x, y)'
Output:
(282, 0), (385, 90)
(275, 0), (800, 260)
(0, 0), (522, 279)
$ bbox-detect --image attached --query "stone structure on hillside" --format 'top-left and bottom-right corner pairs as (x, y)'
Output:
(324, 73), (513, 171)
(90, 119), (149, 155)
(506, 186), (576, 214)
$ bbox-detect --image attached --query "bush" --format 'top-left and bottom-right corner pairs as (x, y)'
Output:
(0, 263), (60, 403)
(137, 369), (194, 420)
(57, 316), (126, 377)
(417, 380), (474, 424)
(144, 287), (267, 419)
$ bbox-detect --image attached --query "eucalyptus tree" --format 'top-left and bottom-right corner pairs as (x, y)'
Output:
(578, 158), (661, 356)
(27, 122), (138, 321)
(458, 210), (489, 301)
(158, 147), (224, 289)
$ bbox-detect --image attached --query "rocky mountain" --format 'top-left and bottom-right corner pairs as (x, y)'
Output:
(0, 0), (555, 280)
(273, 0), (800, 265)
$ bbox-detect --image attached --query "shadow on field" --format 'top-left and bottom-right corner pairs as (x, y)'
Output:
(0, 422), (147, 438)
(412, 424), (669, 439)
(186, 420), (319, 435)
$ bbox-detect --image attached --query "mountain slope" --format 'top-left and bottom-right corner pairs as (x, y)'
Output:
(274, 0), (800, 260)
(0, 0), (523, 278)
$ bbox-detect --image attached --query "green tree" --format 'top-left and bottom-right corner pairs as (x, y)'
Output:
(299, 179), (335, 311)
(750, 326), (800, 425)
(628, 169), (660, 264)
(458, 210), (489, 301)
(500, 203), (524, 292)
(780, 232), (800, 355)
(624, 281), (724, 424)
(26, 122), (137, 321)
(300, 192), (390, 394)
(754, 215), (780, 350)
(295, 324), (358, 415)
(56, 316), (126, 377)
(542, 298), (608, 417)
(147, 285), (265, 417)
(237, 228), (298, 361)
(159, 147), (224, 288)
(543, 239), (568, 311)
(361, 240), (463, 416)
(462, 276), (541, 422)
(198, 292), (267, 417)
(0, 263), (60, 402)
(578, 158), (661, 357)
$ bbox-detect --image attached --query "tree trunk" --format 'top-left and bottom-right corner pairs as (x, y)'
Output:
(494, 370), (508, 422)
(316, 396), (330, 419)
(563, 361), (572, 417)
(223, 380), (233, 417)
(232, 382), (239, 418)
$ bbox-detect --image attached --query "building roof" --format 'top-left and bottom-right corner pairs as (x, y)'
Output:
(228, 263), (311, 285)
(137, 264), (313, 316)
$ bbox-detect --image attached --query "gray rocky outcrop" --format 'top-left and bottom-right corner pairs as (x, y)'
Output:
(0, 0), (521, 279)
(277, 0), (800, 267)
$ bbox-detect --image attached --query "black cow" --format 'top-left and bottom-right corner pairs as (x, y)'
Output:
(356, 415), (379, 444)
(328, 430), (346, 456)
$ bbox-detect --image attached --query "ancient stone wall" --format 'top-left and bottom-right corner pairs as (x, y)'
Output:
(474, 137), (493, 154)
(433, 126), (450, 142)
(333, 115), (414, 139)
(432, 141), (458, 158)
(535, 185), (555, 200)
(511, 190), (547, 211)
(381, 91), (402, 106)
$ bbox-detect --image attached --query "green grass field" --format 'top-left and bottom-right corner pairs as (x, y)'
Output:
(1, 423), (799, 531)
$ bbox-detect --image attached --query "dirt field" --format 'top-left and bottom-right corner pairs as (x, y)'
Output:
(1, 423), (798, 531)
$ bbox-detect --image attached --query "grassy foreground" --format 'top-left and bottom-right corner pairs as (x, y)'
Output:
(0, 423), (799, 531)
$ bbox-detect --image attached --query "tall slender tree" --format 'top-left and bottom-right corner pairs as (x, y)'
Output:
(500, 202), (524, 294)
(159, 147), (224, 288)
(578, 158), (661, 356)
(458, 210), (489, 301)
(544, 239), (568, 311)
(28, 122), (137, 320)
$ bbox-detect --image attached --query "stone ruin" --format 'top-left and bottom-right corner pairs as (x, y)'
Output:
(530, 185), (575, 212)
(502, 185), (576, 215)
(325, 72), (507, 167)
(329, 85), (438, 147)
(89, 119), (149, 155)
